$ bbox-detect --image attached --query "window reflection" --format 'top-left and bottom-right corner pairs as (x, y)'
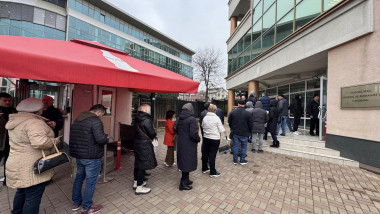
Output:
(228, 0), (342, 75)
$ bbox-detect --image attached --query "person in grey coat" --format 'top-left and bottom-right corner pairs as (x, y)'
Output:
(251, 101), (269, 153)
(176, 103), (200, 191)
(276, 94), (291, 136)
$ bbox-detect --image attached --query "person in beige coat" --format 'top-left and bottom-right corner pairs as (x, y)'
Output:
(6, 97), (60, 214)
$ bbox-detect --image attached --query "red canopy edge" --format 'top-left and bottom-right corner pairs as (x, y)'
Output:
(0, 36), (199, 93)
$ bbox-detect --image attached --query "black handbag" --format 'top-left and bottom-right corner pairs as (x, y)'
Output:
(33, 142), (69, 174)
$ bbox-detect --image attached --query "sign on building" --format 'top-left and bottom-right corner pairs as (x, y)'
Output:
(341, 82), (380, 108)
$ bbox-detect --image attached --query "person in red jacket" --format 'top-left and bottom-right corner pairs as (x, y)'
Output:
(163, 110), (176, 167)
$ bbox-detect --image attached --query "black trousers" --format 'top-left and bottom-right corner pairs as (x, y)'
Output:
(310, 118), (319, 135)
(181, 172), (189, 182)
(293, 116), (301, 132)
(133, 168), (145, 186)
(201, 138), (220, 175)
(0, 142), (10, 185)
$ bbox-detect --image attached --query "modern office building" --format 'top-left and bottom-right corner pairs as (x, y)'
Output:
(0, 0), (194, 92)
(227, 0), (379, 168)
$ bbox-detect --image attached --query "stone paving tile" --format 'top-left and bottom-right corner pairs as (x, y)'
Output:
(0, 129), (380, 213)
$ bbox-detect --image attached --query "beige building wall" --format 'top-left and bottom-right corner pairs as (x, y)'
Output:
(327, 0), (379, 142)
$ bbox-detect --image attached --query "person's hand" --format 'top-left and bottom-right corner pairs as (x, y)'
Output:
(310, 115), (313, 119)
(54, 135), (62, 144)
(47, 121), (56, 128)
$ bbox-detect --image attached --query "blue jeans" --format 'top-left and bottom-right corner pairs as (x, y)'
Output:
(276, 116), (290, 135)
(72, 158), (102, 210)
(12, 181), (47, 214)
(232, 134), (248, 162)
(286, 116), (293, 132)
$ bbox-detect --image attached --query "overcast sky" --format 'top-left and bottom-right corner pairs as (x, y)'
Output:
(107, 0), (230, 74)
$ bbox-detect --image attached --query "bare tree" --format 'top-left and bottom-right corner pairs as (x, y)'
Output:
(193, 48), (225, 102)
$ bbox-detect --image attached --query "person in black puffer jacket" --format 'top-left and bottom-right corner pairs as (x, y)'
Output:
(176, 103), (200, 191)
(69, 104), (108, 213)
(133, 104), (157, 195)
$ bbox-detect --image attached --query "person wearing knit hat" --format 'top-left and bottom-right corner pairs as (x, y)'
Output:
(6, 97), (60, 214)
(176, 103), (200, 191)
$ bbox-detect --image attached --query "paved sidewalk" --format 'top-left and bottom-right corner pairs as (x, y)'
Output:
(0, 129), (380, 214)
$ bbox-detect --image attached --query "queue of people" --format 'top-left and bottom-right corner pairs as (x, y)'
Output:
(0, 90), (322, 214)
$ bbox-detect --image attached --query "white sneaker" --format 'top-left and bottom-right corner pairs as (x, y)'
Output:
(133, 180), (147, 190)
(135, 186), (151, 195)
(0, 177), (4, 182)
(294, 131), (301, 135)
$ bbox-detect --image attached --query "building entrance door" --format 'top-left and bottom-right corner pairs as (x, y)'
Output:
(98, 87), (116, 141)
(319, 76), (327, 141)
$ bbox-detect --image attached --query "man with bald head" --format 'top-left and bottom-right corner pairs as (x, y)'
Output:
(42, 96), (63, 137)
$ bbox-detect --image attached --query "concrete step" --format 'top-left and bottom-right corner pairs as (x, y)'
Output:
(279, 142), (340, 157)
(276, 136), (326, 148)
(265, 147), (359, 167)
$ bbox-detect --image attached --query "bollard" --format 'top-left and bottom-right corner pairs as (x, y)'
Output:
(324, 119), (327, 141)
(115, 138), (122, 170)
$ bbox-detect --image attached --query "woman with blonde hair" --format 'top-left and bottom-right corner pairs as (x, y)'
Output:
(133, 104), (157, 195)
(201, 104), (225, 177)
(6, 98), (60, 214)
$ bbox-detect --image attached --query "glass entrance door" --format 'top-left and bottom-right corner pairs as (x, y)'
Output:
(319, 76), (327, 141)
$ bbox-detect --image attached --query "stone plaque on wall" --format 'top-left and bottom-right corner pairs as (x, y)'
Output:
(341, 82), (380, 108)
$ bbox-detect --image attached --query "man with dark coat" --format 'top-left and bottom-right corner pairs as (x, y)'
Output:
(259, 92), (271, 111)
(176, 103), (200, 191)
(291, 93), (303, 135)
(259, 92), (271, 140)
(199, 103), (209, 173)
(215, 108), (224, 125)
(228, 99), (252, 165)
(0, 92), (17, 186)
(42, 96), (63, 137)
(70, 104), (108, 213)
(276, 94), (292, 136)
(307, 95), (320, 136)
(269, 100), (280, 148)
(247, 91), (257, 106)
(251, 101), (269, 153)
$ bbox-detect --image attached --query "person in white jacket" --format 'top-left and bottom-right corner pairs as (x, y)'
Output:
(201, 104), (225, 177)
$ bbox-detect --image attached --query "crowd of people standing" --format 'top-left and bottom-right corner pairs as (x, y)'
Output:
(0, 90), (321, 214)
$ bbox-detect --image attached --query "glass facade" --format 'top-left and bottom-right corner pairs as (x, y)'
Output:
(0, 2), (66, 40)
(68, 0), (192, 62)
(228, 0), (343, 75)
(0, 1), (194, 80)
(261, 78), (322, 130)
(0, 19), (65, 40)
(68, 17), (193, 79)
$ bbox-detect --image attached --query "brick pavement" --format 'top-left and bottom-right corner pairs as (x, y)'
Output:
(1, 129), (380, 214)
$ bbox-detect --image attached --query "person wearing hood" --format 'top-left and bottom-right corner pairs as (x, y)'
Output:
(132, 104), (157, 195)
(70, 104), (108, 213)
(251, 101), (269, 153)
(291, 93), (303, 135)
(276, 94), (292, 136)
(269, 100), (280, 148)
(245, 101), (254, 113)
(201, 104), (225, 178)
(6, 98), (60, 214)
(259, 92), (271, 140)
(247, 91), (257, 106)
(176, 103), (200, 190)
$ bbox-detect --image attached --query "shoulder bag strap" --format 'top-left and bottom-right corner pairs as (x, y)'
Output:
(137, 124), (153, 142)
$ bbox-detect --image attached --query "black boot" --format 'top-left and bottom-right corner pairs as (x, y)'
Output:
(275, 141), (280, 148)
(179, 180), (192, 191)
(187, 179), (193, 185)
(270, 141), (276, 147)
